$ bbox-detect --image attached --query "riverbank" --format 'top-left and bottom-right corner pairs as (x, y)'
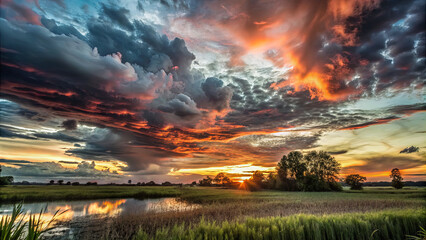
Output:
(0, 185), (182, 203)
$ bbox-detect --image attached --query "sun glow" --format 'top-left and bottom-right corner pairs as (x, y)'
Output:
(168, 164), (275, 182)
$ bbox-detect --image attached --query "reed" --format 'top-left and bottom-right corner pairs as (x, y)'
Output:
(0, 203), (65, 240)
(133, 209), (426, 240)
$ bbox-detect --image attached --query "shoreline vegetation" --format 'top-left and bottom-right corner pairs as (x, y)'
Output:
(1, 152), (425, 239)
(133, 209), (426, 240)
(1, 186), (425, 239)
(1, 185), (425, 204)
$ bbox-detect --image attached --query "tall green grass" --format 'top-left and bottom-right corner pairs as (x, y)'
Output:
(133, 209), (426, 240)
(0, 203), (65, 240)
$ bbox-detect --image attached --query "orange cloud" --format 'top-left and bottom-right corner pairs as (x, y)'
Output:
(179, 0), (380, 100)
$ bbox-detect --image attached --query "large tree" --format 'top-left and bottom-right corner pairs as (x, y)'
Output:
(345, 174), (367, 190)
(277, 151), (305, 190)
(277, 151), (342, 191)
(390, 168), (404, 189)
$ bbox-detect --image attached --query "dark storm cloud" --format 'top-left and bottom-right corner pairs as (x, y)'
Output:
(400, 146), (420, 154)
(41, 16), (87, 41)
(0, 126), (37, 139)
(158, 94), (201, 117)
(0, 0), (425, 179)
(101, 4), (134, 31)
(201, 77), (233, 112)
(33, 132), (81, 142)
(61, 119), (77, 130)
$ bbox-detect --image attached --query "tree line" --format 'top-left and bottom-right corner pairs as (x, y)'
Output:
(198, 150), (406, 191)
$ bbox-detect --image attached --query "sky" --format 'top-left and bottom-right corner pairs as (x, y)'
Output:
(0, 0), (424, 183)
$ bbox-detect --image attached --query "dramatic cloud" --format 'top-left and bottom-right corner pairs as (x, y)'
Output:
(1, 160), (120, 180)
(0, 0), (424, 182)
(61, 119), (78, 130)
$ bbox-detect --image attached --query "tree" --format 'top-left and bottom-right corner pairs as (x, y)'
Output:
(58, 180), (64, 185)
(162, 181), (172, 186)
(213, 173), (226, 185)
(304, 151), (342, 191)
(265, 172), (278, 189)
(276, 151), (342, 192)
(0, 176), (13, 185)
(146, 181), (156, 186)
(49, 180), (55, 185)
(390, 168), (404, 189)
(199, 176), (213, 186)
(222, 176), (232, 186)
(278, 151), (305, 180)
(345, 174), (367, 190)
(66, 181), (71, 185)
(128, 180), (132, 184)
(250, 171), (264, 185)
(277, 151), (305, 190)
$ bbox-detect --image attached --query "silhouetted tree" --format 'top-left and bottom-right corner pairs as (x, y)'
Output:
(265, 172), (278, 189)
(128, 180), (132, 184)
(49, 180), (54, 185)
(222, 176), (232, 186)
(303, 151), (342, 191)
(390, 168), (404, 189)
(162, 181), (172, 186)
(250, 171), (264, 185)
(146, 181), (156, 186)
(191, 181), (197, 186)
(58, 180), (64, 185)
(71, 182), (80, 186)
(66, 181), (71, 185)
(345, 174), (367, 190)
(276, 151), (342, 192)
(277, 151), (305, 190)
(199, 176), (213, 186)
(213, 173), (226, 185)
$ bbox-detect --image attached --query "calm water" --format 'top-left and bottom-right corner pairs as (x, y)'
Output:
(0, 198), (199, 239)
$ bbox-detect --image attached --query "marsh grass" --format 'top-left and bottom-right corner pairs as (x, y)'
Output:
(96, 188), (425, 239)
(132, 210), (426, 240)
(0, 203), (66, 240)
(0, 186), (182, 203)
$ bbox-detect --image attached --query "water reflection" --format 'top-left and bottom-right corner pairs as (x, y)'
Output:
(0, 198), (198, 223)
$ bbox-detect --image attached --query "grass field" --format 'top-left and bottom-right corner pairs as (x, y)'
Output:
(98, 187), (425, 239)
(1, 186), (425, 239)
(0, 185), (182, 203)
(133, 209), (426, 240)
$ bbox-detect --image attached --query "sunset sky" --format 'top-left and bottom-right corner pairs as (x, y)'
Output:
(0, 0), (424, 183)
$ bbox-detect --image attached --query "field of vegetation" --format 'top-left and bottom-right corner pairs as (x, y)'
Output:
(1, 186), (425, 239)
(79, 186), (425, 239)
(0, 185), (182, 203)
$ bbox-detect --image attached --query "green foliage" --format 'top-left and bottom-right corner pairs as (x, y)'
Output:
(0, 176), (14, 186)
(406, 226), (426, 240)
(0, 186), (182, 203)
(0, 204), (25, 240)
(133, 209), (426, 240)
(276, 151), (342, 191)
(390, 168), (404, 189)
(213, 173), (233, 186)
(199, 176), (213, 186)
(0, 203), (65, 240)
(345, 174), (367, 190)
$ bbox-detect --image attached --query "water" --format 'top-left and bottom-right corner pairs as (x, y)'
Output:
(0, 198), (199, 239)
